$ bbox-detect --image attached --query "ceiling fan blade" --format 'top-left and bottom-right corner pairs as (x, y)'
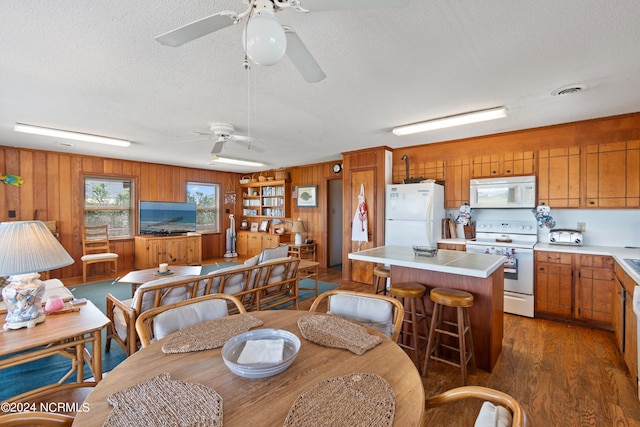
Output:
(299, 0), (409, 12)
(210, 140), (226, 154)
(156, 12), (237, 47)
(283, 27), (326, 83)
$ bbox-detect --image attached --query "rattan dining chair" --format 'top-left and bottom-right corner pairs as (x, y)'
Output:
(0, 411), (74, 426)
(81, 225), (118, 283)
(309, 289), (405, 342)
(426, 385), (527, 427)
(135, 293), (247, 347)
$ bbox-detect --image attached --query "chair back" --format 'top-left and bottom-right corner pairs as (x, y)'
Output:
(82, 225), (113, 255)
(135, 293), (246, 347)
(309, 290), (405, 342)
(0, 411), (74, 426)
(425, 385), (527, 427)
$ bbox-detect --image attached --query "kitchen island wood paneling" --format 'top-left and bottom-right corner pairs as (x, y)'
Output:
(348, 245), (505, 372)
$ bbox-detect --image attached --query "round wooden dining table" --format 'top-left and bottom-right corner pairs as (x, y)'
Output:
(73, 310), (425, 426)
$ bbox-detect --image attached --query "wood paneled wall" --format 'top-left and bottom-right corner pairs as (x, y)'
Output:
(0, 147), (241, 281)
(287, 161), (344, 268)
(391, 112), (640, 182)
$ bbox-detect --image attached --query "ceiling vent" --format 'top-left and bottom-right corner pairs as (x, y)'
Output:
(551, 85), (586, 96)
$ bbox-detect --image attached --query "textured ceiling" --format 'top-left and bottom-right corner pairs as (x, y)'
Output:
(2, 0), (640, 173)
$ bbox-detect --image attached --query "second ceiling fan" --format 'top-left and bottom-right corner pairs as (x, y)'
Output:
(155, 0), (409, 83)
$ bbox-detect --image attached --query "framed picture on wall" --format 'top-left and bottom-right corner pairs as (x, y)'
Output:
(296, 185), (317, 207)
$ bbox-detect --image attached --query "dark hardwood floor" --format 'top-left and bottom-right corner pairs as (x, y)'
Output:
(297, 264), (640, 426)
(84, 259), (640, 426)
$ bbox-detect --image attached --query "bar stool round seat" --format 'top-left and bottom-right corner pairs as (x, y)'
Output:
(389, 282), (430, 373)
(423, 287), (476, 385)
(430, 288), (474, 308)
(373, 266), (391, 295)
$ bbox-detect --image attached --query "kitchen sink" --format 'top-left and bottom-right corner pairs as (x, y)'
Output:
(624, 259), (640, 275)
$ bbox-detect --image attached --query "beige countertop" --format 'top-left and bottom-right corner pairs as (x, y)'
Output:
(535, 242), (640, 284)
(348, 245), (505, 278)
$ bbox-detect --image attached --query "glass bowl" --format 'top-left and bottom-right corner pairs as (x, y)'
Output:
(222, 328), (300, 379)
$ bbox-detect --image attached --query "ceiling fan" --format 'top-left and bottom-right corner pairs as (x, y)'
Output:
(190, 122), (265, 154)
(155, 0), (410, 83)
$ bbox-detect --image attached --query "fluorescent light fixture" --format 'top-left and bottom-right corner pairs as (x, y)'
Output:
(14, 123), (131, 147)
(210, 155), (265, 167)
(392, 107), (507, 136)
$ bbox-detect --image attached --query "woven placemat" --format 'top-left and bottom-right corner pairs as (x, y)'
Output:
(103, 372), (222, 427)
(284, 373), (395, 427)
(162, 313), (263, 354)
(297, 314), (382, 355)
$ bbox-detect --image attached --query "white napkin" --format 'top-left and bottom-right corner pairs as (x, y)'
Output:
(237, 339), (284, 364)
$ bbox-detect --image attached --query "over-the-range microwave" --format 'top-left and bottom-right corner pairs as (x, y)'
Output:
(469, 176), (536, 208)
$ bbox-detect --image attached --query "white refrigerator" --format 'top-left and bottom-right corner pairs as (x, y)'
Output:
(385, 183), (445, 248)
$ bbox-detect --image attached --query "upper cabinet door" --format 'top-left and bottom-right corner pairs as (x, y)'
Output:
(538, 147), (581, 208)
(585, 141), (639, 207)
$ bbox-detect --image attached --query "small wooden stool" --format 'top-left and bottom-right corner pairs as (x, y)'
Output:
(389, 282), (430, 372)
(373, 266), (391, 295)
(423, 287), (476, 385)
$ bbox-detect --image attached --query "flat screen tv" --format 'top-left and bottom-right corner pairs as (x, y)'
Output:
(139, 201), (197, 235)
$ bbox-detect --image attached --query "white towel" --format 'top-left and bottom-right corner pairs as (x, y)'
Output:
(237, 339), (284, 364)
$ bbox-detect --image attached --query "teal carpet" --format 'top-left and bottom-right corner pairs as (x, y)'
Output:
(0, 263), (337, 401)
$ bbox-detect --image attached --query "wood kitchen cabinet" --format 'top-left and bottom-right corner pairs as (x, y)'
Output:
(470, 151), (534, 178)
(444, 157), (471, 208)
(535, 251), (573, 318)
(613, 261), (626, 352)
(437, 242), (466, 251)
(575, 255), (614, 327)
(134, 235), (202, 269)
(236, 231), (285, 257)
(535, 251), (613, 329)
(537, 147), (581, 208)
(585, 140), (640, 207)
(624, 272), (638, 387)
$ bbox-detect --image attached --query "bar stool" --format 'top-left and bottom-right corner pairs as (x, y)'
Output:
(373, 265), (390, 295)
(389, 282), (430, 372)
(423, 287), (476, 385)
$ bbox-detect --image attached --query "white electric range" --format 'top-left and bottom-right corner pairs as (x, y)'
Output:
(465, 219), (537, 317)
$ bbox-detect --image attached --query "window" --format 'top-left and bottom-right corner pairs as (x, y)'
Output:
(187, 182), (220, 233)
(84, 177), (134, 238)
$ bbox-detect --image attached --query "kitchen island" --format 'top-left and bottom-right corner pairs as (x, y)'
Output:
(349, 245), (505, 372)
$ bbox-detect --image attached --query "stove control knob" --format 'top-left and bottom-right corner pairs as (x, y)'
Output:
(526, 225), (533, 230)
(518, 225), (525, 230)
(550, 236), (556, 242)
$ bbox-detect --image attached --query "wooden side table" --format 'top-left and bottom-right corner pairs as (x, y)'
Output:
(288, 243), (317, 261)
(0, 301), (110, 401)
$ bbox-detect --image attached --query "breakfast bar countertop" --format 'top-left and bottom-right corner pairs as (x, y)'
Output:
(348, 245), (505, 278)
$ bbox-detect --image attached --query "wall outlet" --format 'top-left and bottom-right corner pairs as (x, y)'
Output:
(577, 222), (586, 232)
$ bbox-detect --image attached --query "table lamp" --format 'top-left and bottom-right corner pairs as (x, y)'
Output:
(0, 220), (74, 330)
(291, 218), (306, 246)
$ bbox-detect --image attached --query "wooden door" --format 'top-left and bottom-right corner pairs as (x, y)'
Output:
(166, 238), (188, 264)
(612, 264), (625, 351)
(585, 142), (628, 207)
(535, 262), (573, 317)
(502, 151), (535, 176)
(349, 169), (376, 284)
(538, 147), (580, 208)
(247, 233), (262, 256)
(444, 157), (470, 209)
(236, 232), (249, 256)
(262, 234), (279, 250)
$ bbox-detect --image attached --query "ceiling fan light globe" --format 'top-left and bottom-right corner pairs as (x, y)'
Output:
(243, 10), (287, 66)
